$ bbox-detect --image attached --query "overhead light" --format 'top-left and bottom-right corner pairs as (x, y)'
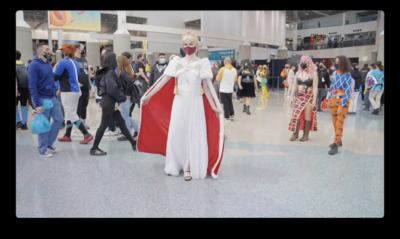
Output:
(306, 12), (309, 16)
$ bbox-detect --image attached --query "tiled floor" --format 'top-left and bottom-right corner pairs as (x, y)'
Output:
(16, 91), (384, 217)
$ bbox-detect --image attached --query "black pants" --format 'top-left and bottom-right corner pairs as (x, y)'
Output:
(220, 92), (234, 119)
(77, 89), (89, 120)
(16, 88), (29, 106)
(361, 84), (366, 101)
(92, 94), (135, 150)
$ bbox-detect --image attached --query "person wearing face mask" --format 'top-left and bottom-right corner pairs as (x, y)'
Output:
(138, 32), (224, 181)
(28, 44), (64, 158)
(54, 44), (93, 145)
(149, 53), (168, 88)
(316, 63), (331, 111)
(326, 55), (353, 155)
(288, 56), (318, 142)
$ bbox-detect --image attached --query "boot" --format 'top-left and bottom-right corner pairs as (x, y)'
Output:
(328, 143), (339, 155)
(299, 120), (311, 141)
(243, 104), (246, 112)
(246, 105), (251, 115)
(329, 140), (342, 148)
(290, 121), (300, 141)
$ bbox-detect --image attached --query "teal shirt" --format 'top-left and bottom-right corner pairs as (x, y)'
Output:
(369, 69), (384, 92)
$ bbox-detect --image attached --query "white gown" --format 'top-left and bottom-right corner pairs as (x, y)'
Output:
(163, 57), (213, 179)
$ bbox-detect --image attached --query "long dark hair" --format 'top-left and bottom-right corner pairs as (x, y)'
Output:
(102, 52), (117, 69)
(376, 61), (384, 71)
(335, 55), (352, 73)
(243, 62), (254, 75)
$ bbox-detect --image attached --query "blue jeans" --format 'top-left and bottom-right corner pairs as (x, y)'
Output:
(364, 91), (371, 110)
(37, 97), (63, 154)
(120, 98), (139, 133)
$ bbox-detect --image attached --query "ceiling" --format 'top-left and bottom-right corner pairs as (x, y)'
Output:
(285, 10), (347, 23)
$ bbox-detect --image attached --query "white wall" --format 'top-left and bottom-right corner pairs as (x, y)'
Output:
(251, 47), (278, 60)
(242, 11), (286, 46)
(146, 11), (185, 54)
(201, 11), (243, 48)
(182, 11), (201, 22)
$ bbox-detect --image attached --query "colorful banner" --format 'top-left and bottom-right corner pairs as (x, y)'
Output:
(48, 11), (101, 31)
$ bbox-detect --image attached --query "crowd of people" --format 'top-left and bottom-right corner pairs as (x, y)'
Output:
(17, 32), (384, 176)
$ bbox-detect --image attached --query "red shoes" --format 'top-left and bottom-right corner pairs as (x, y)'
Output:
(57, 134), (93, 144)
(79, 134), (93, 144)
(58, 136), (72, 142)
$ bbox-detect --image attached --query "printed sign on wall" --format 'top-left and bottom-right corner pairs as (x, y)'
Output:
(48, 11), (101, 32)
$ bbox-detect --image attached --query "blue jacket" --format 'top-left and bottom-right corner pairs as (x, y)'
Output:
(369, 69), (384, 92)
(326, 71), (352, 107)
(54, 58), (81, 92)
(28, 57), (56, 108)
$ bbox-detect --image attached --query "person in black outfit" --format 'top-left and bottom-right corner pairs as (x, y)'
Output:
(16, 50), (30, 130)
(237, 62), (258, 115)
(316, 63), (330, 111)
(359, 63), (370, 101)
(90, 52), (137, 156)
(74, 43), (92, 129)
(149, 53), (168, 87)
(134, 53), (150, 95)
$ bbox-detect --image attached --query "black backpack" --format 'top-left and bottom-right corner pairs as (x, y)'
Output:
(16, 64), (29, 88)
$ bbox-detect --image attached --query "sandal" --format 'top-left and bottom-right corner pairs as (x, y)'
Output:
(184, 171), (192, 181)
(90, 148), (107, 156)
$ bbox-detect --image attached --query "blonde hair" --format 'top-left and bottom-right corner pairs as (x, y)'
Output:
(181, 32), (199, 48)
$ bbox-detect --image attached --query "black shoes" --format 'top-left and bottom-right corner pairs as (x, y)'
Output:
(372, 109), (379, 115)
(117, 136), (128, 141)
(328, 144), (339, 155)
(90, 148), (107, 156)
(132, 141), (137, 151)
(329, 140), (342, 148)
(16, 122), (28, 130)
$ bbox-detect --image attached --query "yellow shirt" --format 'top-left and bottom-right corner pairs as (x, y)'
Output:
(216, 64), (238, 82)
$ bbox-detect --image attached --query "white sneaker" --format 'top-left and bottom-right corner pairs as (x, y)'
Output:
(229, 115), (234, 121)
(39, 151), (53, 158)
(104, 128), (114, 136)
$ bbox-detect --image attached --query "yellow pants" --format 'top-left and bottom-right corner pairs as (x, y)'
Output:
(260, 86), (268, 99)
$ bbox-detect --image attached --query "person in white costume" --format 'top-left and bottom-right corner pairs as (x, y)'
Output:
(141, 32), (223, 181)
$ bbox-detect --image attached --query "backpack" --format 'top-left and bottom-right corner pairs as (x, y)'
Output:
(16, 64), (29, 88)
(366, 72), (384, 90)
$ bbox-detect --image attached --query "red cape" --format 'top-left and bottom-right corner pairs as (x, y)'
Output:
(137, 77), (225, 178)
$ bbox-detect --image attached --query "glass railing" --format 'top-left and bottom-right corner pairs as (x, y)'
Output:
(293, 38), (376, 51)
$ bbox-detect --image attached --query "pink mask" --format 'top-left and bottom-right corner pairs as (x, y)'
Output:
(183, 46), (196, 56)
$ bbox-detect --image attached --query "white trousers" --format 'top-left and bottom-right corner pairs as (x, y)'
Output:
(369, 90), (384, 110)
(348, 91), (359, 113)
(60, 92), (81, 122)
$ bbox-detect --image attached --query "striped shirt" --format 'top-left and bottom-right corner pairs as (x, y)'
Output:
(327, 71), (352, 107)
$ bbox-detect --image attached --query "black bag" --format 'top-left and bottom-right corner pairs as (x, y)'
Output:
(130, 80), (144, 104)
(16, 64), (29, 88)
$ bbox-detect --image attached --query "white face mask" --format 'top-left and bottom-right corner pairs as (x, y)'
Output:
(159, 58), (166, 64)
